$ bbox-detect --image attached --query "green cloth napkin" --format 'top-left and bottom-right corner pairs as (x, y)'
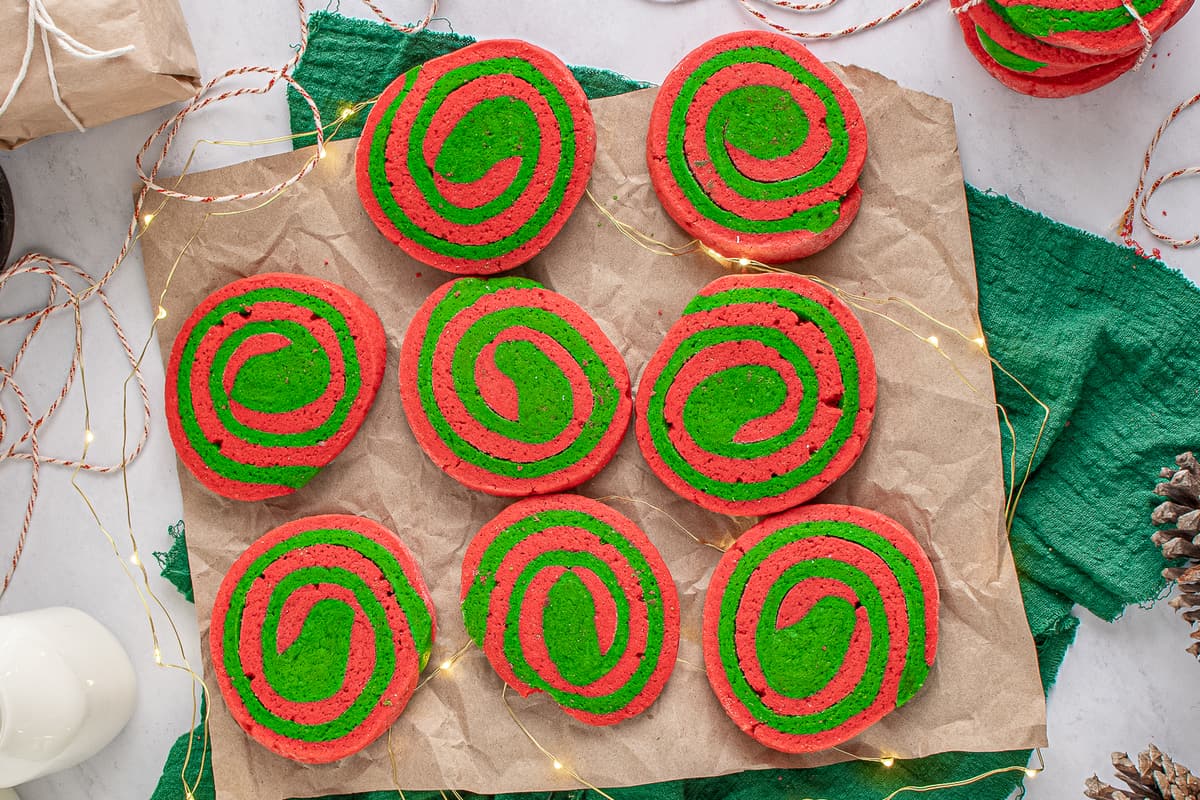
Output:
(150, 11), (1193, 800)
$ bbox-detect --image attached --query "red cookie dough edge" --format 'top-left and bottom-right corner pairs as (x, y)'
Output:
(209, 514), (436, 764)
(164, 273), (387, 502)
(398, 278), (633, 497)
(634, 272), (877, 516)
(354, 39), (597, 275)
(957, 11), (1140, 96)
(990, 0), (1193, 55)
(967, 0), (1141, 73)
(701, 503), (939, 753)
(460, 494), (681, 725)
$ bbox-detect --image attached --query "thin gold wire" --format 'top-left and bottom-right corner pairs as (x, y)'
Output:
(500, 685), (617, 800)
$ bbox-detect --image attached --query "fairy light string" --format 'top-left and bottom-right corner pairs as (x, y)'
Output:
(582, 190), (1049, 795)
(879, 748), (1045, 800)
(501, 685), (619, 800)
(587, 189), (1050, 534)
(591, 493), (741, 552)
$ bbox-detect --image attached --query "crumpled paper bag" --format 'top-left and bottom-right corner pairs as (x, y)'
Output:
(141, 66), (1047, 799)
(0, 0), (200, 148)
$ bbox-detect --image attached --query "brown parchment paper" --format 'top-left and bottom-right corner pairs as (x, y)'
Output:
(141, 66), (1047, 800)
(0, 0), (200, 149)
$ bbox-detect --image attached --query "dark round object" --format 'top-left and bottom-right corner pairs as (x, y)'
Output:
(0, 163), (13, 269)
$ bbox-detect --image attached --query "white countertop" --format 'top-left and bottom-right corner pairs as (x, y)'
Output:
(0, 1), (1198, 799)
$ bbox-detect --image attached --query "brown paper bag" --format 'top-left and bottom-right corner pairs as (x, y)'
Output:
(0, 0), (200, 148)
(141, 66), (1047, 799)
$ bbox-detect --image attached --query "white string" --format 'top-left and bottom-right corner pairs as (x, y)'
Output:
(0, 2), (40, 123)
(0, 0), (134, 132)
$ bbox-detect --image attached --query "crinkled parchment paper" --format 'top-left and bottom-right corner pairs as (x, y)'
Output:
(141, 66), (1047, 800)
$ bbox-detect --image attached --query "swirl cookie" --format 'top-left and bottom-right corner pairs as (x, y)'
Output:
(957, 10), (1140, 96)
(165, 274), (386, 501)
(966, 0), (1141, 74)
(210, 515), (436, 763)
(646, 31), (867, 264)
(461, 495), (679, 725)
(704, 504), (939, 753)
(399, 276), (631, 496)
(635, 272), (875, 516)
(356, 39), (596, 274)
(986, 0), (1192, 56)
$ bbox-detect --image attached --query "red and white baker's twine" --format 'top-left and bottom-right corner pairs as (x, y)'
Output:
(0, 0), (437, 601)
(736, 0), (934, 39)
(1120, 90), (1200, 253)
(1120, 0), (1156, 71)
(0, 256), (151, 597)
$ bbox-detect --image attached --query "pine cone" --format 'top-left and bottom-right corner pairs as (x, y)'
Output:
(1085, 745), (1200, 800)
(1152, 452), (1200, 659)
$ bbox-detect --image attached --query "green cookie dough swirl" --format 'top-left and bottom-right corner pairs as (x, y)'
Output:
(357, 40), (595, 273)
(703, 505), (938, 753)
(209, 515), (435, 763)
(460, 496), (679, 724)
(167, 275), (383, 501)
(635, 275), (875, 515)
(401, 276), (631, 495)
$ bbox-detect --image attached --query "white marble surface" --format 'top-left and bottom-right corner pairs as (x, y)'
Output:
(0, 1), (1197, 799)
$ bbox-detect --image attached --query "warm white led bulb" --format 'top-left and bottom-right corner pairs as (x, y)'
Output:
(926, 335), (940, 347)
(552, 761), (563, 771)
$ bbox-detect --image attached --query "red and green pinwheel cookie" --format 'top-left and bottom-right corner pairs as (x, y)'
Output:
(210, 515), (436, 763)
(985, 0), (1193, 56)
(356, 39), (596, 274)
(399, 276), (631, 496)
(704, 504), (939, 752)
(165, 273), (386, 501)
(461, 495), (680, 725)
(965, 0), (1143, 77)
(635, 272), (876, 516)
(958, 11), (1141, 97)
(647, 30), (867, 264)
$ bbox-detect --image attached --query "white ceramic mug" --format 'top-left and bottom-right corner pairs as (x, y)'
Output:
(0, 607), (136, 788)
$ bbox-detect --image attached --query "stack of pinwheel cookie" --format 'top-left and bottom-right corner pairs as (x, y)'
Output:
(956, 0), (1193, 96)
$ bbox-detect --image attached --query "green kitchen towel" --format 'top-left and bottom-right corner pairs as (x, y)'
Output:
(150, 11), (1196, 800)
(969, 186), (1188, 620)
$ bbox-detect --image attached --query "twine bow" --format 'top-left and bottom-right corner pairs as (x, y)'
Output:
(0, 0), (135, 132)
